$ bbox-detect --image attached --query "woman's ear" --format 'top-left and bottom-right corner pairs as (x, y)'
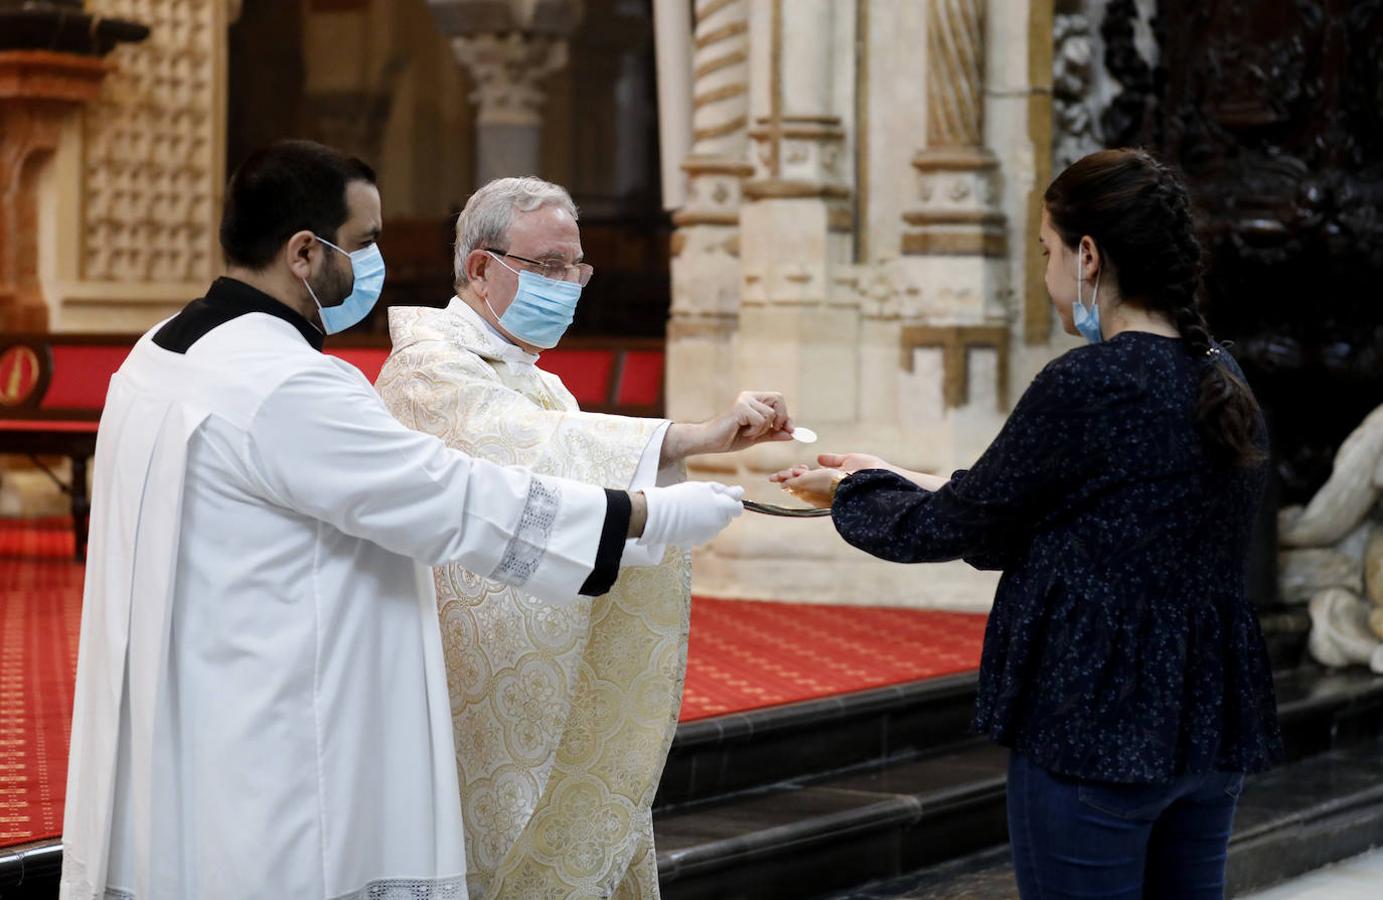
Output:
(1079, 236), (1102, 280)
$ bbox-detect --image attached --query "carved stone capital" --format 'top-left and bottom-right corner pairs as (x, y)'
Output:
(450, 32), (567, 127)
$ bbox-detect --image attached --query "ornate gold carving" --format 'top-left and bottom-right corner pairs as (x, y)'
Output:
(81, 0), (224, 286)
(899, 323), (1010, 410)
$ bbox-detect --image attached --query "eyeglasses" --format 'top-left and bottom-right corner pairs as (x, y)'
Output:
(483, 249), (594, 286)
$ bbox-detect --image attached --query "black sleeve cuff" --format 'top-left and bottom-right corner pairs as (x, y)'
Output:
(579, 488), (630, 596)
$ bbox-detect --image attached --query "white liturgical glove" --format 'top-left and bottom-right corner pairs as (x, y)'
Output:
(640, 481), (744, 547)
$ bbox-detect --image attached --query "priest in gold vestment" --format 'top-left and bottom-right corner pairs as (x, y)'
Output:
(376, 176), (792, 898)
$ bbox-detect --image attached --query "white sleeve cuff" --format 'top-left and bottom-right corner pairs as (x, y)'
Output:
(622, 421), (679, 567)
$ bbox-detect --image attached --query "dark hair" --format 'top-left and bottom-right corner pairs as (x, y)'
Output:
(1044, 148), (1264, 468)
(219, 140), (377, 269)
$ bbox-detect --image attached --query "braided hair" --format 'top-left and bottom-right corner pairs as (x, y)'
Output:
(1043, 149), (1265, 468)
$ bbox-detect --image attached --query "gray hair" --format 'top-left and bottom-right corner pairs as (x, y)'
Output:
(453, 176), (579, 287)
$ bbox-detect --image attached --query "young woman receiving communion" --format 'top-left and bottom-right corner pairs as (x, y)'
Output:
(774, 149), (1282, 899)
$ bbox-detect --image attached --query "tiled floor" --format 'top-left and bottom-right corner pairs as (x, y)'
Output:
(1242, 847), (1383, 899)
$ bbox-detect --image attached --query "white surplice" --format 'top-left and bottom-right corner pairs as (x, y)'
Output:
(61, 304), (619, 900)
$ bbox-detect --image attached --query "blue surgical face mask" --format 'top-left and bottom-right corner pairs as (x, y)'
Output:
(302, 236), (386, 335)
(484, 251), (582, 349)
(1073, 262), (1103, 344)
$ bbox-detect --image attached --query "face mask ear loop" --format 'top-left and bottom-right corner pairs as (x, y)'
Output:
(482, 251), (516, 323)
(293, 239), (330, 336)
(1076, 257), (1083, 314)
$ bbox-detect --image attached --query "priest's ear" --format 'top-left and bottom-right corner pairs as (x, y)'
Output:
(463, 248), (493, 295)
(285, 229), (322, 280)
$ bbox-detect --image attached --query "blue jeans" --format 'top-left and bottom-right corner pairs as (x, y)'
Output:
(1006, 752), (1243, 899)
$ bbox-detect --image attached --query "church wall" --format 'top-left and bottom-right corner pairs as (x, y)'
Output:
(666, 0), (1071, 611)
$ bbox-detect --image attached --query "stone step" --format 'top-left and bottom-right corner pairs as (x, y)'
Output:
(826, 735), (1383, 899)
(651, 666), (1383, 900)
(655, 738), (1010, 900)
(655, 671), (980, 811)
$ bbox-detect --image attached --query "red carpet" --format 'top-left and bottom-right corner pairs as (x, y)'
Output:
(1, 519), (83, 848)
(0, 518), (984, 849)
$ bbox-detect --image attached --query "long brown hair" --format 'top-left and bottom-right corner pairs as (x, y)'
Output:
(1044, 148), (1265, 468)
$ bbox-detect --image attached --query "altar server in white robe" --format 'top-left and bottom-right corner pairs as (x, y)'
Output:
(60, 141), (745, 900)
(376, 176), (795, 898)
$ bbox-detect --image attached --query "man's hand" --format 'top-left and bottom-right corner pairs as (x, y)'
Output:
(637, 481), (745, 546)
(662, 392), (794, 464)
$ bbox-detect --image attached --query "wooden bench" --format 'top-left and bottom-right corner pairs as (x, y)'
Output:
(0, 333), (666, 562)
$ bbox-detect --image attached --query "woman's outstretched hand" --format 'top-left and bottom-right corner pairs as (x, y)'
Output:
(768, 464), (841, 508)
(815, 452), (892, 474)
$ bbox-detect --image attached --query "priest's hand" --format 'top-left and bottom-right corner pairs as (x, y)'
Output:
(637, 481), (745, 546)
(663, 392), (794, 464)
(768, 465), (842, 509)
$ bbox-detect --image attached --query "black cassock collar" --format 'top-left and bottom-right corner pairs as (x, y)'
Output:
(154, 277), (325, 354)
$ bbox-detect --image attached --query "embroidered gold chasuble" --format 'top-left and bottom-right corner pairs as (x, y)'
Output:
(377, 300), (689, 899)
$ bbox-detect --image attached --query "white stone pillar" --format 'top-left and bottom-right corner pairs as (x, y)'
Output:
(665, 0), (752, 424)
(736, 0), (852, 434)
(687, 0), (866, 601)
(427, 0), (581, 183)
(450, 32), (568, 182)
(651, 0), (693, 211)
(895, 0), (1012, 393)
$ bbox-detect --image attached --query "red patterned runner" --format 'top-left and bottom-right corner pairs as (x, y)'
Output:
(0, 519), (984, 849)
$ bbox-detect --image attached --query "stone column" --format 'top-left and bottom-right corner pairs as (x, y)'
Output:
(735, 0), (853, 435)
(666, 0), (752, 425)
(890, 0), (1012, 428)
(428, 0), (582, 183)
(688, 0), (864, 599)
(899, 0), (1010, 327)
(651, 0), (693, 211)
(451, 32), (568, 183)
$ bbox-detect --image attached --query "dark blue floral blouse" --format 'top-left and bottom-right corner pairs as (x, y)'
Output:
(832, 332), (1283, 783)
